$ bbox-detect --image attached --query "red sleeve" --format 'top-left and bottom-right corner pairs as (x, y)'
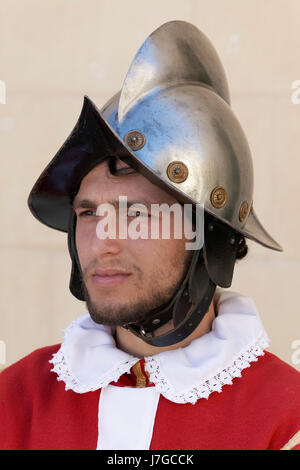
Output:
(280, 430), (300, 450)
(262, 353), (300, 450)
(0, 345), (60, 450)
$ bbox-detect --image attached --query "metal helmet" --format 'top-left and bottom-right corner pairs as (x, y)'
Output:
(28, 21), (282, 347)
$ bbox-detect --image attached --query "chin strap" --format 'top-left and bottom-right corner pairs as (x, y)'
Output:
(119, 212), (243, 347)
(123, 252), (216, 347)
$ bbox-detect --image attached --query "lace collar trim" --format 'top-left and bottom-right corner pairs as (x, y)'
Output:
(49, 289), (270, 403)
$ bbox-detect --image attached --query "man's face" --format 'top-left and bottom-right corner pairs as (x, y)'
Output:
(74, 159), (193, 326)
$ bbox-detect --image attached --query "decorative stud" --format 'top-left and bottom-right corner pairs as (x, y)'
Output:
(167, 161), (189, 183)
(239, 201), (249, 222)
(152, 318), (161, 325)
(211, 186), (227, 209)
(124, 130), (146, 151)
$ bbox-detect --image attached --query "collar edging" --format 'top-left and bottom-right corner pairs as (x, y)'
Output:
(144, 330), (269, 403)
(49, 343), (138, 394)
(49, 330), (269, 402)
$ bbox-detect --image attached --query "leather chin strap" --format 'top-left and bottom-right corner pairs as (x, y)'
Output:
(124, 250), (216, 347)
(68, 208), (242, 347)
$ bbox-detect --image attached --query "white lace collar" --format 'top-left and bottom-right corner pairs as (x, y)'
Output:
(49, 289), (269, 403)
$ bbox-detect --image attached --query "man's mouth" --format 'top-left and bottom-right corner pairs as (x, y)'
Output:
(91, 269), (132, 287)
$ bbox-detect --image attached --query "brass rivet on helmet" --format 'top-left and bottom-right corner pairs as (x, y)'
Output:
(167, 161), (189, 183)
(124, 130), (146, 151)
(239, 201), (249, 222)
(211, 186), (227, 208)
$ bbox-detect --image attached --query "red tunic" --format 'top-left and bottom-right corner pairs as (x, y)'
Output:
(0, 344), (299, 450)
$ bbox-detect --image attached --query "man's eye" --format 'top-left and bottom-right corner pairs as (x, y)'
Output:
(128, 210), (148, 218)
(78, 210), (95, 217)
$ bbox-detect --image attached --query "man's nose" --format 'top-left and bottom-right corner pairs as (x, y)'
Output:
(90, 213), (125, 257)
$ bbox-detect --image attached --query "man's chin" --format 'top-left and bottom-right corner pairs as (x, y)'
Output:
(82, 281), (178, 327)
(85, 297), (150, 327)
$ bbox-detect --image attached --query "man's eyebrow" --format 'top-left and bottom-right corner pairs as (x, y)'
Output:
(73, 197), (155, 210)
(73, 198), (98, 210)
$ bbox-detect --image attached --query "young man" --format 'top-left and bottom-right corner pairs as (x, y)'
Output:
(0, 21), (299, 450)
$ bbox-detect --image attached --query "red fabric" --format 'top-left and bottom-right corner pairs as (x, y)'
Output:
(0, 345), (99, 450)
(149, 352), (300, 450)
(0, 345), (299, 450)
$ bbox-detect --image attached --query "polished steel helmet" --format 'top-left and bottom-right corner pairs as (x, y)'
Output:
(28, 21), (282, 347)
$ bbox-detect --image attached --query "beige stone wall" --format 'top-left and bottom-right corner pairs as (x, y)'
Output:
(0, 0), (299, 370)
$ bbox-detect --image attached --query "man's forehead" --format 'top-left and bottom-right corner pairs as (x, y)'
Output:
(73, 159), (179, 208)
(74, 162), (146, 205)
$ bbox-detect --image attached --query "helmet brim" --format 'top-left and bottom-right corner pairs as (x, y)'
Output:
(28, 95), (283, 252)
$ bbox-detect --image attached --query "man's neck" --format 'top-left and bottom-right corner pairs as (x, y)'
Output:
(115, 299), (216, 358)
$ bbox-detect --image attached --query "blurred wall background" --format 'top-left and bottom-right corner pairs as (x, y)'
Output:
(0, 0), (299, 370)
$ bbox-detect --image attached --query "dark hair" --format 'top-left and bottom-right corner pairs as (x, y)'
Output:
(108, 156), (137, 175)
(235, 236), (248, 261)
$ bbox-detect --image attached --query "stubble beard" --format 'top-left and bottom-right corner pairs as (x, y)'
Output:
(81, 252), (192, 327)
